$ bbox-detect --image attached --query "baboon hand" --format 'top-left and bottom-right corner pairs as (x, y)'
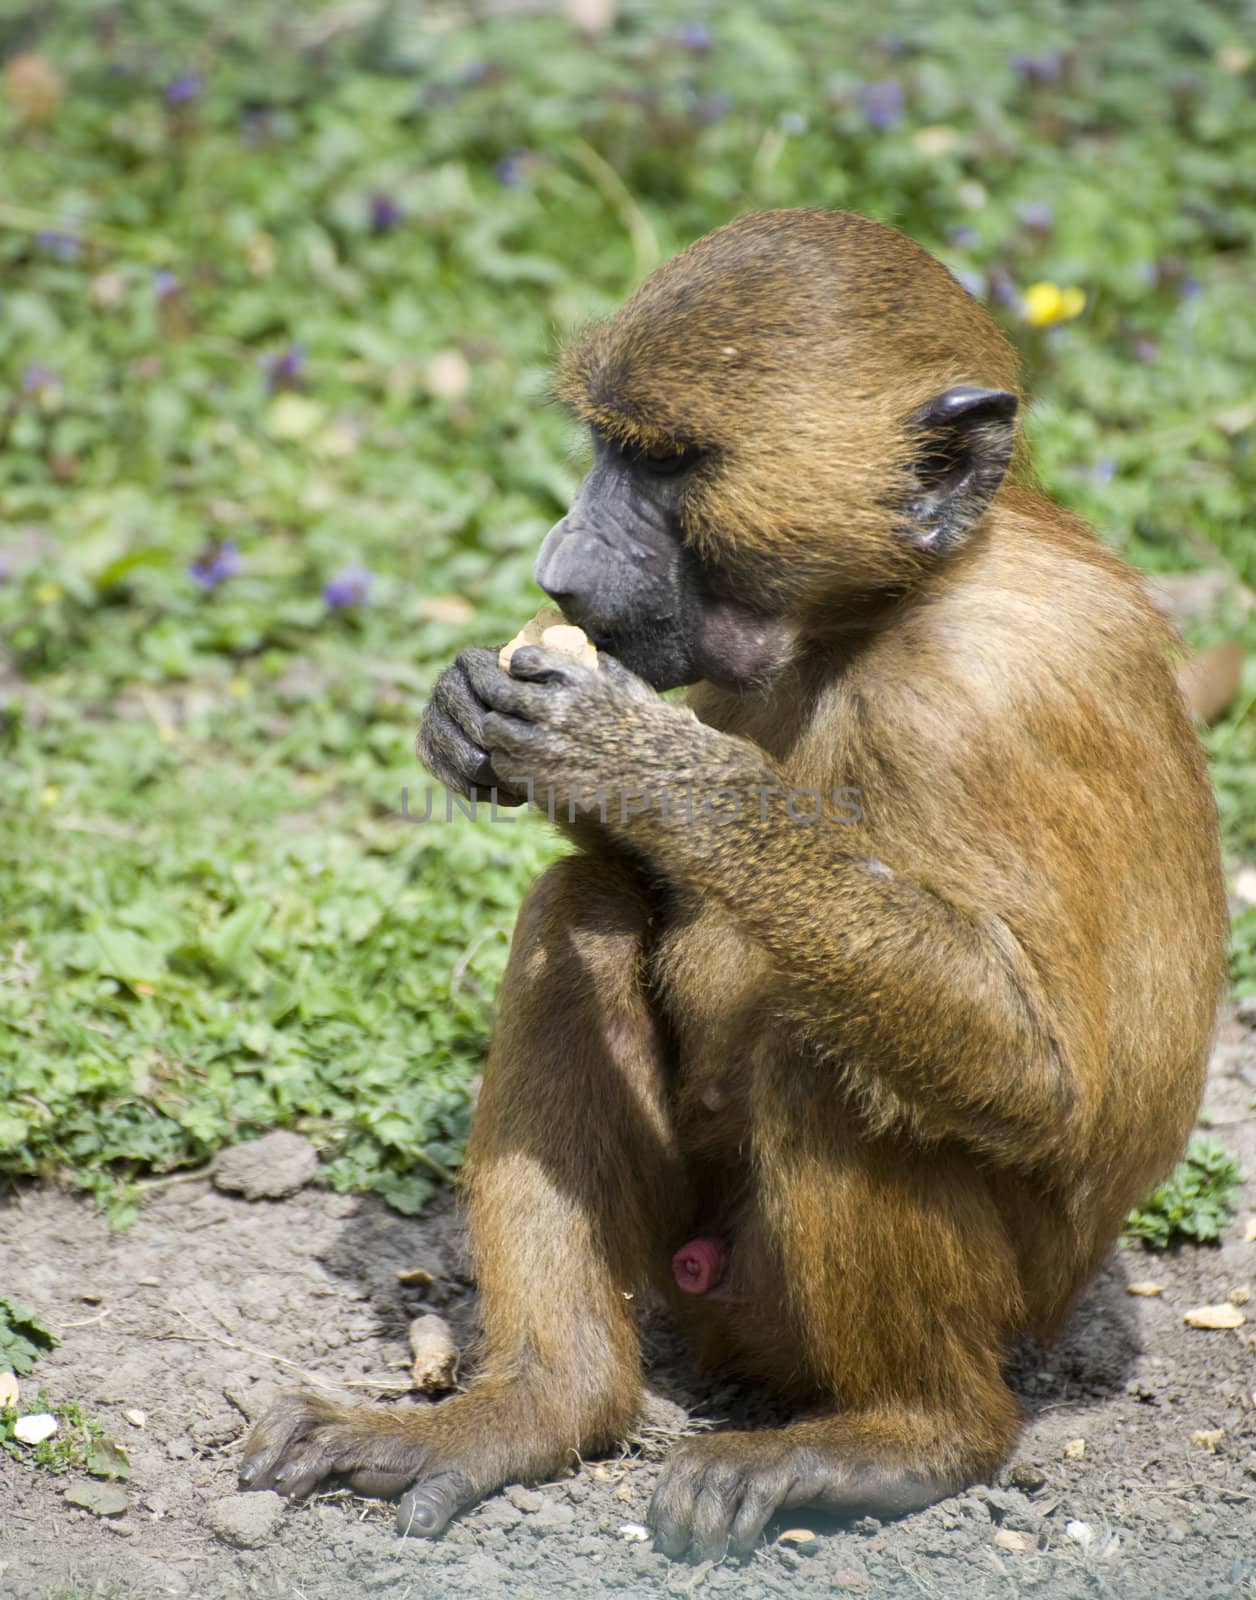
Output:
(239, 1391), (476, 1536)
(418, 647), (528, 805)
(462, 643), (671, 801)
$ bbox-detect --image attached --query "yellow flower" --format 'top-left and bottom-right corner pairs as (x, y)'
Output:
(35, 581), (62, 605)
(1023, 282), (1086, 328)
(40, 784), (59, 807)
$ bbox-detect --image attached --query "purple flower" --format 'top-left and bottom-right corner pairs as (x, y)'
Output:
(1015, 201), (1053, 233)
(1090, 458), (1117, 486)
(459, 60), (493, 85)
(323, 565), (374, 609)
(189, 540), (241, 591)
(1009, 50), (1064, 86)
(952, 268), (986, 300)
(153, 268), (180, 299)
(856, 80), (904, 131)
(21, 363), (54, 394)
(1132, 337), (1159, 364)
(369, 192), (404, 234)
(987, 266), (1019, 307)
(677, 21), (711, 52)
(165, 73), (203, 106)
(1180, 276), (1202, 300)
(947, 224), (980, 248)
(260, 343), (307, 392)
(495, 149), (530, 188)
(690, 90), (732, 126)
(36, 230), (81, 262)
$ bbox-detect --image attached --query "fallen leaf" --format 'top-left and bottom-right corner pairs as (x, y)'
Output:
(0, 1372), (19, 1408)
(1191, 1428), (1224, 1451)
(1179, 641), (1245, 724)
(912, 125), (959, 157)
(1184, 1304), (1246, 1329)
(64, 1480), (128, 1517)
(424, 350), (472, 402)
(1062, 1438), (1086, 1459)
(994, 1529), (1037, 1553)
(3, 53), (64, 126)
(122, 1409), (146, 1429)
(565, 0), (617, 36)
(265, 394), (325, 442)
(14, 1413), (57, 1445)
(86, 1437), (131, 1480)
(418, 595), (474, 626)
(394, 1267), (434, 1287)
(1230, 1285), (1251, 1306)
(1126, 1281), (1165, 1297)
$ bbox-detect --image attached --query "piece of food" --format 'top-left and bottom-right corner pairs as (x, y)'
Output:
(498, 608), (598, 671)
(407, 1313), (459, 1393)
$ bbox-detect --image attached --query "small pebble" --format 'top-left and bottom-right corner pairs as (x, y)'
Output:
(505, 1485), (544, 1513)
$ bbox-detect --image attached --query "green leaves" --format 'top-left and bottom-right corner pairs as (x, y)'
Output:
(1125, 1137), (1244, 1249)
(0, 1300), (59, 1377)
(0, 0), (1253, 1218)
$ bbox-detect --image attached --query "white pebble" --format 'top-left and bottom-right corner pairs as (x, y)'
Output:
(1065, 1519), (1093, 1548)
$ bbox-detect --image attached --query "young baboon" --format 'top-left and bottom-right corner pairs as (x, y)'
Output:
(240, 209), (1227, 1561)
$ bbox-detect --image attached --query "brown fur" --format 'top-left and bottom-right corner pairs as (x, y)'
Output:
(241, 210), (1227, 1556)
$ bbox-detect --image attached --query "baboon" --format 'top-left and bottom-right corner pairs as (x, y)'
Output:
(241, 209), (1227, 1560)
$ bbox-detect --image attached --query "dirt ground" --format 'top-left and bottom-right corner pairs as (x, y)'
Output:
(3, 1010), (1255, 1600)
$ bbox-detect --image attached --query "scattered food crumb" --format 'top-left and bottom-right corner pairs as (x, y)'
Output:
(777, 1528), (819, 1553)
(406, 1313), (458, 1392)
(1062, 1438), (1086, 1459)
(1127, 1281), (1165, 1297)
(1183, 1303), (1246, 1329)
(618, 1522), (650, 1543)
(993, 1529), (1037, 1553)
(14, 1412), (57, 1444)
(1065, 1519), (1093, 1548)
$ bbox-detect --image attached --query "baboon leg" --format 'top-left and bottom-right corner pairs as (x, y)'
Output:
(241, 854), (682, 1535)
(650, 1085), (1024, 1562)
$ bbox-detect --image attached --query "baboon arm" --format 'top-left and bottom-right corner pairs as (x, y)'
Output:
(611, 749), (1075, 1168)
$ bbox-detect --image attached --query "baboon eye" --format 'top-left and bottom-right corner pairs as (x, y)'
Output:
(639, 441), (699, 476)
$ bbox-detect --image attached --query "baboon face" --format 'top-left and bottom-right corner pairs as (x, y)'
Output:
(533, 431), (791, 691)
(543, 210), (1021, 691)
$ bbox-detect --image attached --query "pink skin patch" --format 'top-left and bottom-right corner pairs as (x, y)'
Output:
(671, 1236), (727, 1296)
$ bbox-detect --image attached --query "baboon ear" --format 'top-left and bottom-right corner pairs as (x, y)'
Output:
(904, 386), (1018, 551)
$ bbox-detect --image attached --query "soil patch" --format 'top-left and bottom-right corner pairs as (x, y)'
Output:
(4, 1015), (1255, 1600)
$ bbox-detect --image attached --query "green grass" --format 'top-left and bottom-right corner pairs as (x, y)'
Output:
(2, 0), (1255, 1217)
